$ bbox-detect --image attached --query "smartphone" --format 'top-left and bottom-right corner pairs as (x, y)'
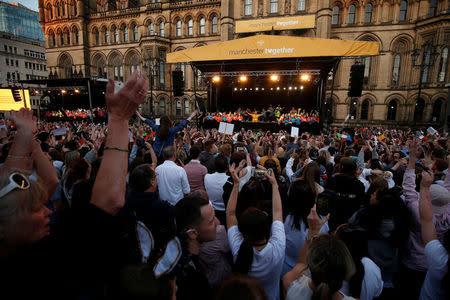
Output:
(236, 146), (245, 152)
(251, 168), (271, 179)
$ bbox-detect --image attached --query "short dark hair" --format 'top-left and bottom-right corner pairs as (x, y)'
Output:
(190, 146), (201, 160)
(162, 146), (176, 160)
(214, 155), (228, 173)
(174, 195), (209, 235)
(129, 164), (156, 192)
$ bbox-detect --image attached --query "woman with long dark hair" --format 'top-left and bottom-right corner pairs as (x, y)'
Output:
(282, 162), (329, 277)
(136, 110), (197, 162)
(226, 164), (285, 300)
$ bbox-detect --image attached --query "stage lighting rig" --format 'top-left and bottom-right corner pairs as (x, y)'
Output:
(239, 75), (248, 82)
(212, 75), (221, 83)
(270, 75), (279, 81)
(300, 74), (311, 82)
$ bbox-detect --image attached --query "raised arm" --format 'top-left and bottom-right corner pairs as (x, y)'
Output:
(226, 163), (240, 229)
(266, 169), (282, 222)
(145, 142), (157, 170)
(91, 71), (147, 215)
(419, 171), (437, 245)
(31, 140), (59, 196)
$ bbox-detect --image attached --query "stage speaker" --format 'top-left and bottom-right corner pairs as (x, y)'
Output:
(348, 64), (364, 98)
(172, 70), (184, 97)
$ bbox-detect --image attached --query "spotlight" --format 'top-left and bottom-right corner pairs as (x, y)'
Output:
(250, 88), (252, 90)
(261, 88), (264, 90)
(294, 87), (297, 90)
(276, 87), (280, 90)
(255, 87), (259, 91)
(300, 74), (311, 82)
(283, 87), (286, 90)
(300, 86), (304, 90)
(270, 75), (279, 81)
(245, 88), (247, 90)
(240, 88), (242, 91)
(212, 75), (220, 83)
(234, 87), (237, 91)
(271, 88), (273, 90)
(239, 75), (248, 82)
(61, 89), (67, 94)
(288, 86), (292, 90)
(74, 89), (80, 93)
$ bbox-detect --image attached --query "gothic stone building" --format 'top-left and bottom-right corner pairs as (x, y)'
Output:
(38, 0), (450, 127)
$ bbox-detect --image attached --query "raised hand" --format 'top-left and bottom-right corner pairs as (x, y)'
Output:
(10, 108), (36, 134)
(420, 170), (434, 189)
(229, 163), (240, 184)
(307, 204), (330, 235)
(265, 168), (277, 186)
(105, 71), (148, 122)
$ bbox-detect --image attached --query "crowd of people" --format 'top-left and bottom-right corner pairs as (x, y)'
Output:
(204, 106), (320, 124)
(0, 71), (449, 300)
(44, 107), (107, 122)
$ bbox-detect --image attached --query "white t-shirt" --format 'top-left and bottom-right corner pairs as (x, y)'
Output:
(204, 172), (229, 211)
(420, 240), (448, 300)
(282, 215), (329, 277)
(286, 275), (356, 300)
(239, 166), (254, 191)
(228, 220), (286, 300)
(340, 257), (384, 300)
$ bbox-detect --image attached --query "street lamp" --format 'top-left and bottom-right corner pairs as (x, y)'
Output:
(411, 40), (440, 124)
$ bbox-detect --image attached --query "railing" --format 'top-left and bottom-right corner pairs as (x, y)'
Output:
(90, 7), (141, 18)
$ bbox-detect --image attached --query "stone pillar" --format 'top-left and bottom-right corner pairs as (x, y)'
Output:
(220, 0), (234, 41)
(77, 0), (84, 16)
(418, 0), (429, 20)
(316, 0), (332, 39)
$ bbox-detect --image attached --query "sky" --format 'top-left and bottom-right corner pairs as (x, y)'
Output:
(10, 0), (39, 12)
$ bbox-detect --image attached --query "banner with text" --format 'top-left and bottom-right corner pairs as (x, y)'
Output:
(236, 15), (316, 33)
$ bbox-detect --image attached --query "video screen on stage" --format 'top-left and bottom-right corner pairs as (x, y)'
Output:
(0, 89), (31, 111)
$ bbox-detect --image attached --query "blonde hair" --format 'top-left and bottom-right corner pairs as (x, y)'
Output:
(319, 150), (331, 164)
(219, 144), (232, 157)
(64, 151), (80, 169)
(307, 234), (356, 300)
(0, 171), (48, 232)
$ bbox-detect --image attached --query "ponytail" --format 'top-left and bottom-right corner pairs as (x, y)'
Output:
(233, 239), (254, 274)
(311, 282), (331, 300)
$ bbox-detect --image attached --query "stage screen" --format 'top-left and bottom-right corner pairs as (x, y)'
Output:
(0, 89), (31, 111)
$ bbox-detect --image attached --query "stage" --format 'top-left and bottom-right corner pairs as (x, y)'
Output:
(201, 119), (321, 134)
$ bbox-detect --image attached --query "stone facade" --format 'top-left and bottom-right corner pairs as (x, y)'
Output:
(38, 0), (449, 127)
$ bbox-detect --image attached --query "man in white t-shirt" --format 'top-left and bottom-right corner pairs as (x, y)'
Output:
(155, 146), (190, 205)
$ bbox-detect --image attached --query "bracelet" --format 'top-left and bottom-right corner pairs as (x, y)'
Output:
(104, 146), (129, 153)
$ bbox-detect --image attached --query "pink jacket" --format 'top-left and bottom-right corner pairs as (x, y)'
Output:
(401, 168), (450, 271)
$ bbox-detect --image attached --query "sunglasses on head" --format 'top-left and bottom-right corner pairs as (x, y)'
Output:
(0, 173), (30, 198)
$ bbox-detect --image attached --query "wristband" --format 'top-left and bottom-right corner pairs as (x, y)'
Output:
(104, 146), (129, 153)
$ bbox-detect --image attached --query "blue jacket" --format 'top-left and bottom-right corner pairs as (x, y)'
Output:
(145, 118), (189, 155)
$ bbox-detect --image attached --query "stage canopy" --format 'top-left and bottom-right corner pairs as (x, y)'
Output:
(167, 35), (380, 63)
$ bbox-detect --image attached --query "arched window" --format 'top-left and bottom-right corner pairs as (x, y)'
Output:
(159, 98), (166, 114)
(414, 98), (425, 121)
(356, 56), (371, 83)
(429, 0), (437, 17)
(72, 0), (77, 16)
(120, 0), (127, 9)
(74, 27), (79, 44)
(392, 54), (401, 85)
(133, 25), (138, 40)
(244, 0), (252, 15)
(360, 99), (369, 120)
(188, 19), (193, 36)
(270, 0), (278, 13)
(159, 22), (164, 37)
(199, 18), (205, 35)
(438, 47), (448, 82)
(364, 3), (372, 23)
(61, 1), (65, 16)
(124, 27), (128, 41)
(49, 31), (56, 47)
(184, 99), (190, 115)
(148, 23), (154, 35)
(349, 99), (358, 120)
(212, 16), (218, 33)
(332, 6), (339, 25)
(113, 26), (118, 43)
(176, 100), (182, 116)
(348, 4), (356, 24)
(298, 0), (306, 11)
(105, 29), (110, 43)
(387, 100), (397, 121)
(59, 30), (64, 45)
(399, 1), (407, 21)
(422, 49), (431, 83)
(432, 99), (442, 121)
(176, 20), (182, 36)
(94, 29), (99, 44)
(47, 4), (53, 20)
(100, 0), (107, 12)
